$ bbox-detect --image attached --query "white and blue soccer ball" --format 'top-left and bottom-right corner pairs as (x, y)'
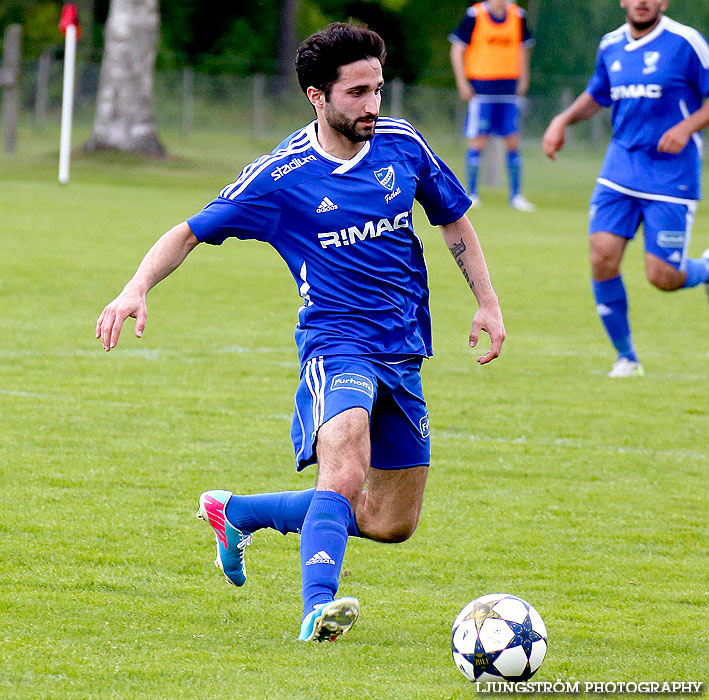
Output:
(452, 593), (547, 683)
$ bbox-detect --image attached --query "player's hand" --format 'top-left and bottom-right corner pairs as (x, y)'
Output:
(457, 82), (474, 102)
(95, 286), (147, 352)
(657, 124), (690, 154)
(542, 117), (566, 160)
(469, 304), (505, 365)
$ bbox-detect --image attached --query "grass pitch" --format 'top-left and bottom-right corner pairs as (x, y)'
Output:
(0, 126), (707, 699)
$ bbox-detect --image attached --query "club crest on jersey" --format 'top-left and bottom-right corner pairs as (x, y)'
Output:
(374, 165), (396, 191)
(643, 51), (660, 74)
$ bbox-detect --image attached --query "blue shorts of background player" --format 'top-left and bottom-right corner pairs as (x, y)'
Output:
(292, 355), (430, 472)
(586, 182), (709, 377)
(464, 97), (519, 139)
(589, 183), (697, 269)
(461, 94), (534, 211)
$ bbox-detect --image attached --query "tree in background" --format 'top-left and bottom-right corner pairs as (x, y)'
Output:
(84, 0), (163, 155)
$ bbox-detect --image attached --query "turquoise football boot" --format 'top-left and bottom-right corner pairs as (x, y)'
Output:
(197, 490), (252, 587)
(298, 597), (360, 642)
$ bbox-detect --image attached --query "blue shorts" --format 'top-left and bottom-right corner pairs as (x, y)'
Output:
(291, 355), (430, 471)
(589, 182), (697, 269)
(464, 97), (519, 139)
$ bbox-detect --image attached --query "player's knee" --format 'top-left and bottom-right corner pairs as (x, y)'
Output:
(589, 248), (620, 278)
(373, 524), (416, 544)
(647, 269), (683, 291)
(366, 514), (419, 543)
(645, 258), (684, 291)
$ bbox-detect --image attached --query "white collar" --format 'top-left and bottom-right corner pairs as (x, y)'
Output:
(305, 121), (371, 174)
(623, 15), (667, 51)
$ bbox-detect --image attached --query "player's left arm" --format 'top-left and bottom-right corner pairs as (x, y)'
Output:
(658, 99), (709, 154)
(517, 47), (531, 97)
(439, 215), (505, 365)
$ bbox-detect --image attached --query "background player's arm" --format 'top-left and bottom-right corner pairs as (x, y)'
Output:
(96, 221), (199, 351)
(450, 42), (474, 102)
(439, 215), (505, 365)
(516, 46), (530, 97)
(542, 92), (603, 160)
(657, 99), (709, 154)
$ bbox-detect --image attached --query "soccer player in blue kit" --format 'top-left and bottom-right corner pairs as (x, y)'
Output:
(96, 23), (505, 641)
(543, 0), (709, 377)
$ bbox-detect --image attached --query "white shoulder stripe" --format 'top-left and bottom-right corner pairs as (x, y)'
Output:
(599, 25), (626, 50)
(221, 130), (310, 197)
(232, 131), (310, 190)
(664, 18), (709, 68)
(220, 132), (311, 200)
(375, 125), (440, 169)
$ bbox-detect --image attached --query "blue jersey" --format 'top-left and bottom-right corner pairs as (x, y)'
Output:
(586, 16), (709, 201)
(187, 118), (471, 366)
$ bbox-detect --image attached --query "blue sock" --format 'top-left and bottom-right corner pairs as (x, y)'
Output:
(506, 150), (522, 199)
(300, 490), (352, 618)
(682, 257), (709, 288)
(465, 148), (481, 196)
(225, 487), (360, 537)
(591, 276), (637, 361)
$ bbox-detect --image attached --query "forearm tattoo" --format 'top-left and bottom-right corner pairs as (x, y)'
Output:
(448, 238), (475, 289)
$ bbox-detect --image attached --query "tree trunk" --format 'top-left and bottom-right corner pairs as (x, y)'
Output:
(84, 0), (164, 156)
(276, 0), (300, 93)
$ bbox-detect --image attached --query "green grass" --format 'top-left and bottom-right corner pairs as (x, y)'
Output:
(0, 126), (707, 699)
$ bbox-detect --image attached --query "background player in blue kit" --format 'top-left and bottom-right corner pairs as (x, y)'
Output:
(449, 0), (536, 211)
(96, 23), (505, 642)
(542, 0), (709, 377)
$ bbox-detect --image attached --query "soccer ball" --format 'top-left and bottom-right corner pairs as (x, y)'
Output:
(452, 593), (547, 683)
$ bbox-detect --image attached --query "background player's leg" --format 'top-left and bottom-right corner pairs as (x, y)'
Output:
(642, 200), (709, 292)
(300, 408), (369, 618)
(503, 133), (523, 204)
(354, 465), (428, 543)
(644, 254), (688, 291)
(466, 135), (487, 203)
(589, 232), (639, 365)
(680, 254), (709, 290)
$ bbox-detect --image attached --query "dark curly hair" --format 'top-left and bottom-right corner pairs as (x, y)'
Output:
(295, 22), (387, 99)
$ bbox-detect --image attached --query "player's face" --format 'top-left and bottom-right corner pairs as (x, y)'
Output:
(323, 58), (383, 143)
(620, 0), (667, 30)
(487, 0), (508, 16)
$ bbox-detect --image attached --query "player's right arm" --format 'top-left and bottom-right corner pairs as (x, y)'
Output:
(96, 221), (199, 351)
(542, 92), (603, 160)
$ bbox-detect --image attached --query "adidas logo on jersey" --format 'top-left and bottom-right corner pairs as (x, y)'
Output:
(610, 60), (622, 72)
(316, 197), (339, 213)
(305, 550), (336, 566)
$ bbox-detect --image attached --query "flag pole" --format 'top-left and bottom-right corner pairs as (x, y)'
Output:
(58, 5), (80, 185)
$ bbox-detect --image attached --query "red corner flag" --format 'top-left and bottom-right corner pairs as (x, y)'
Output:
(59, 4), (81, 39)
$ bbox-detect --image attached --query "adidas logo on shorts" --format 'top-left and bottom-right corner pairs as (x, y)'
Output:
(305, 550), (336, 566)
(316, 197), (338, 213)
